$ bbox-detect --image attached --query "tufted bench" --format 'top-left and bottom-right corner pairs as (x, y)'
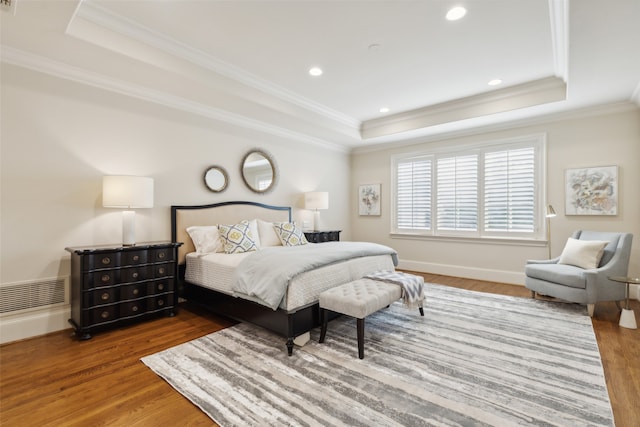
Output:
(319, 278), (424, 359)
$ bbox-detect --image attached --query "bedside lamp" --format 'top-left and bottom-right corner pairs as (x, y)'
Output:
(546, 204), (556, 259)
(103, 176), (154, 246)
(304, 191), (329, 231)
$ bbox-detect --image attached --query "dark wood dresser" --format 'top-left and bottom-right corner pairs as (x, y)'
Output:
(304, 230), (341, 243)
(66, 241), (182, 340)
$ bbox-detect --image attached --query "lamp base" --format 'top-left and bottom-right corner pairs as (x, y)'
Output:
(313, 210), (321, 231)
(619, 308), (637, 329)
(122, 210), (136, 246)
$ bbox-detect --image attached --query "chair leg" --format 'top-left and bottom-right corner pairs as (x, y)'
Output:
(418, 306), (424, 316)
(587, 304), (595, 317)
(357, 318), (365, 359)
(319, 308), (327, 343)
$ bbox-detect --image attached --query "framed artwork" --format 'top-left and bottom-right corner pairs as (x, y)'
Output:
(565, 166), (618, 215)
(359, 184), (381, 216)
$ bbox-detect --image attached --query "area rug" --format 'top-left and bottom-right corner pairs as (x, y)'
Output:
(141, 283), (614, 426)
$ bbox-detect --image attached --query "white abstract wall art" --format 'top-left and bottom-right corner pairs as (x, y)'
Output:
(565, 166), (618, 215)
(359, 184), (381, 216)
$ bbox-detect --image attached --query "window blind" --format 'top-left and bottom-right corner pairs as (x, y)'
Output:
(437, 154), (478, 231)
(396, 156), (431, 230)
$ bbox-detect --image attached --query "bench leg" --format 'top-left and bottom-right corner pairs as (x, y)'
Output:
(419, 306), (424, 316)
(319, 308), (327, 343)
(357, 318), (365, 359)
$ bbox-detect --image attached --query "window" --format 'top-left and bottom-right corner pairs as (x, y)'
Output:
(392, 134), (545, 240)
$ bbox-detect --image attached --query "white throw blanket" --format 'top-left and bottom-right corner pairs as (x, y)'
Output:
(364, 270), (425, 309)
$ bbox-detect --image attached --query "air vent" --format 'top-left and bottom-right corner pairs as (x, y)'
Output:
(0, 277), (68, 315)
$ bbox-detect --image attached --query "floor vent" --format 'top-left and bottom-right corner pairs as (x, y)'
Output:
(0, 277), (68, 315)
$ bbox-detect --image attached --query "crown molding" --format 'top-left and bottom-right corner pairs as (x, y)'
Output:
(352, 101), (639, 154)
(1, 45), (349, 153)
(72, 2), (360, 131)
(360, 76), (567, 139)
(548, 0), (568, 81)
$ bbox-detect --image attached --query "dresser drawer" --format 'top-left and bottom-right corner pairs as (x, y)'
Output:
(83, 288), (117, 306)
(120, 266), (150, 283)
(122, 250), (148, 266)
(120, 300), (146, 317)
(151, 247), (174, 263)
(84, 270), (117, 288)
(147, 280), (173, 295)
(149, 295), (170, 311)
(153, 263), (174, 278)
(83, 253), (120, 271)
(120, 283), (146, 300)
(89, 305), (117, 325)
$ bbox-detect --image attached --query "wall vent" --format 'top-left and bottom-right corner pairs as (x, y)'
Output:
(0, 277), (69, 316)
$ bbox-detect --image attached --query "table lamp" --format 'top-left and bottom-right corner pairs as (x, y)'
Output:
(103, 176), (154, 246)
(304, 191), (329, 231)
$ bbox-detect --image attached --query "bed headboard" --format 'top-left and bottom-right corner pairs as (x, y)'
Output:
(171, 201), (292, 265)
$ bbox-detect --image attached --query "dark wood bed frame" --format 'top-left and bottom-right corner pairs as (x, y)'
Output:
(170, 201), (334, 356)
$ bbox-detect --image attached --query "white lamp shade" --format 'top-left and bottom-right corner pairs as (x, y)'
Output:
(103, 176), (154, 208)
(305, 192), (329, 210)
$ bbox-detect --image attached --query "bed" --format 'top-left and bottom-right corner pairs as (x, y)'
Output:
(171, 201), (397, 355)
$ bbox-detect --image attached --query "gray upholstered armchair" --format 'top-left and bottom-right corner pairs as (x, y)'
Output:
(525, 230), (633, 317)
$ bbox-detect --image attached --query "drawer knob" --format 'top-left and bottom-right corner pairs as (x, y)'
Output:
(133, 255), (140, 261)
(101, 274), (110, 283)
(132, 272), (139, 279)
(158, 267), (166, 275)
(132, 305), (138, 312)
(158, 283), (164, 291)
(158, 299), (164, 306)
(158, 252), (166, 259)
(101, 257), (111, 265)
(101, 311), (109, 319)
(133, 288), (139, 295)
(101, 292), (109, 301)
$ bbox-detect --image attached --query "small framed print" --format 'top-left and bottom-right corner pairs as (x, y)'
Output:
(359, 184), (381, 216)
(565, 165), (618, 215)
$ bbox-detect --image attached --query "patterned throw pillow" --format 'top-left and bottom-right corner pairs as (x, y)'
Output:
(273, 222), (308, 246)
(217, 221), (258, 254)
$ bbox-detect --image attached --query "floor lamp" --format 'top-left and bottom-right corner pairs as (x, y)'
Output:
(546, 204), (556, 259)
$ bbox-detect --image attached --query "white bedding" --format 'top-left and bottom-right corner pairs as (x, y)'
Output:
(185, 251), (395, 311)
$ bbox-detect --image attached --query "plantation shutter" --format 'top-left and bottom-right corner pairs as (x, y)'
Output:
(437, 154), (478, 231)
(396, 157), (432, 230)
(484, 147), (535, 232)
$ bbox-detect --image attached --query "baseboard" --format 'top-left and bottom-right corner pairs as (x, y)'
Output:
(398, 259), (525, 286)
(0, 305), (71, 344)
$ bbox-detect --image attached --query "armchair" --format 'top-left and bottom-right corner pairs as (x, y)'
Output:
(525, 230), (633, 317)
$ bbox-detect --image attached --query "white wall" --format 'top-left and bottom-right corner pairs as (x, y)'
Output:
(351, 107), (640, 287)
(0, 64), (350, 342)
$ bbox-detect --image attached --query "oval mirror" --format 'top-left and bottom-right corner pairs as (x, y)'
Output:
(203, 166), (228, 193)
(241, 149), (277, 193)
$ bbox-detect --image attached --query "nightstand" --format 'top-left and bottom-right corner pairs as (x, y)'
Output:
(304, 230), (341, 243)
(66, 241), (182, 339)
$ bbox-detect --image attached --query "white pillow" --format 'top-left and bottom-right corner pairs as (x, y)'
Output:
(558, 238), (608, 269)
(257, 219), (282, 247)
(246, 219), (261, 249)
(186, 226), (223, 254)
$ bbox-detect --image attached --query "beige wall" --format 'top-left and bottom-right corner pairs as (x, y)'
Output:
(0, 64), (350, 341)
(351, 107), (640, 284)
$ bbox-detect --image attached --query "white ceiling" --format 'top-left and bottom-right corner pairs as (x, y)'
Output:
(1, 0), (639, 151)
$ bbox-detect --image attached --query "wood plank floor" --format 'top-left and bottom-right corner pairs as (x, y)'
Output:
(1, 275), (638, 427)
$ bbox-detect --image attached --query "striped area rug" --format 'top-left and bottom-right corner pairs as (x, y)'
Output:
(141, 283), (614, 426)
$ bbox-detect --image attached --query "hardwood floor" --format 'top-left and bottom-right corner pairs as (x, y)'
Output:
(1, 275), (638, 427)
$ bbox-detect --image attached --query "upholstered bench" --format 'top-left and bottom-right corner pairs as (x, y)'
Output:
(319, 278), (424, 359)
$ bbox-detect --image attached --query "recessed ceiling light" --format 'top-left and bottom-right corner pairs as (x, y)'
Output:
(379, 107), (390, 113)
(446, 6), (467, 21)
(488, 79), (503, 86)
(309, 67), (323, 77)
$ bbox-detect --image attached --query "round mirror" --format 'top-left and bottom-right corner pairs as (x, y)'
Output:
(241, 149), (277, 193)
(203, 166), (228, 193)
